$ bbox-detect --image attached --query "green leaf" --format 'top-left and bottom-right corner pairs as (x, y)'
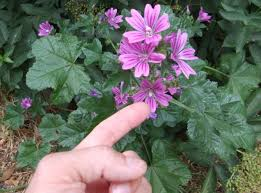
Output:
(103, 71), (131, 92)
(3, 104), (24, 130)
(146, 140), (191, 193)
(26, 34), (91, 104)
(39, 114), (67, 143)
(83, 38), (102, 65)
(101, 52), (119, 72)
(201, 168), (217, 193)
(8, 25), (23, 45)
(39, 112), (90, 148)
(0, 20), (8, 47)
(188, 112), (255, 163)
(223, 26), (249, 52)
(180, 72), (220, 113)
(226, 62), (260, 101)
(246, 88), (261, 118)
(249, 43), (261, 68)
(250, 0), (261, 6)
(220, 53), (260, 101)
(16, 140), (51, 168)
(114, 131), (137, 152)
(220, 3), (248, 24)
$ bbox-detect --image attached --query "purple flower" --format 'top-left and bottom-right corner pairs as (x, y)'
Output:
(89, 89), (101, 98)
(133, 79), (172, 112)
(124, 4), (170, 44)
(105, 8), (123, 29)
(38, 21), (53, 37)
(172, 64), (182, 77)
(170, 30), (198, 79)
(20, 97), (32, 110)
(197, 7), (211, 23)
(168, 87), (182, 96)
(112, 81), (129, 108)
(164, 32), (177, 44)
(149, 112), (157, 120)
(119, 38), (165, 77)
(165, 74), (174, 81)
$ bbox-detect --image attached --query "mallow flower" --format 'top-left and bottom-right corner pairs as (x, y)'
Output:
(124, 4), (170, 44)
(112, 81), (129, 108)
(21, 97), (32, 110)
(133, 79), (172, 112)
(197, 7), (211, 23)
(105, 8), (123, 29)
(38, 21), (53, 37)
(119, 38), (165, 77)
(170, 30), (198, 79)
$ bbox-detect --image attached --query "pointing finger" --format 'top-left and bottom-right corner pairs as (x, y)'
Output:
(75, 102), (150, 149)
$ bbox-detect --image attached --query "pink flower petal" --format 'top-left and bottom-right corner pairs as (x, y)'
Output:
(153, 78), (165, 91)
(148, 53), (166, 63)
(134, 62), (150, 77)
(123, 31), (145, 43)
(177, 60), (196, 79)
(179, 48), (198, 61)
(144, 4), (160, 28)
(172, 65), (182, 77)
(126, 9), (145, 31)
(133, 90), (147, 102)
(114, 15), (123, 23)
(119, 54), (139, 69)
(154, 92), (172, 107)
(154, 13), (170, 33)
(141, 79), (152, 89)
(145, 97), (157, 112)
(145, 34), (162, 44)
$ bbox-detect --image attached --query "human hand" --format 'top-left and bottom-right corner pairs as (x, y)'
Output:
(25, 103), (151, 193)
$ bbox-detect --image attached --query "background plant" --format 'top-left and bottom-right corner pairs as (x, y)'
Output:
(1, 0), (260, 192)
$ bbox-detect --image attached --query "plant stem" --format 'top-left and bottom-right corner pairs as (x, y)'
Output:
(204, 66), (230, 78)
(0, 185), (27, 193)
(139, 126), (152, 164)
(108, 39), (118, 53)
(170, 98), (195, 113)
(131, 73), (140, 86)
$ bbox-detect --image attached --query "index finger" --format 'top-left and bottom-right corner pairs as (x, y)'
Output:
(74, 102), (150, 149)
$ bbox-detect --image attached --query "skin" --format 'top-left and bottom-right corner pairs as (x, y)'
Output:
(25, 102), (152, 193)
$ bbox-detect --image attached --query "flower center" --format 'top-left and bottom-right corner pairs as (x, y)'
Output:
(148, 90), (154, 97)
(145, 26), (153, 38)
(139, 54), (149, 63)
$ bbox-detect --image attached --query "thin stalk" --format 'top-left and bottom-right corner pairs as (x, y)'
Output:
(108, 39), (118, 53)
(204, 66), (230, 78)
(170, 98), (195, 113)
(131, 73), (140, 86)
(139, 126), (152, 164)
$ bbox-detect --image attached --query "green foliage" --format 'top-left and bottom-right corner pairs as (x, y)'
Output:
(227, 150), (261, 193)
(26, 34), (91, 104)
(0, 0), (259, 192)
(3, 104), (24, 130)
(16, 139), (51, 168)
(201, 168), (217, 193)
(146, 140), (191, 193)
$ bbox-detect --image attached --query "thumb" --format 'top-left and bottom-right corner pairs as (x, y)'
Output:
(35, 146), (147, 183)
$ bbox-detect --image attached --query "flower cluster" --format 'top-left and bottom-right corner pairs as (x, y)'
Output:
(111, 4), (201, 115)
(36, 4), (210, 117)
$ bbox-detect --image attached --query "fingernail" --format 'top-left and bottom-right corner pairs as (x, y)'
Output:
(126, 157), (146, 169)
(111, 183), (131, 193)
